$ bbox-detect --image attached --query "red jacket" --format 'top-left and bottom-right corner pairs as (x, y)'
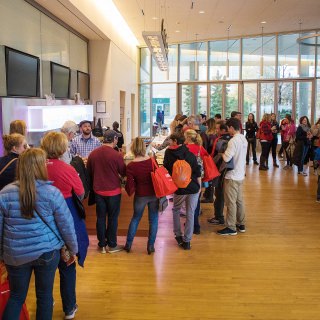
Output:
(259, 121), (273, 141)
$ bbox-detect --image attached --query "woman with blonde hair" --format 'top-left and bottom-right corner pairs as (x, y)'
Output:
(0, 133), (28, 190)
(9, 120), (27, 136)
(41, 131), (88, 319)
(124, 137), (159, 255)
(170, 114), (183, 134)
(184, 129), (208, 234)
(0, 148), (77, 320)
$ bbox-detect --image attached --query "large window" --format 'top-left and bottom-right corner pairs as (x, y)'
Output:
(296, 81), (312, 123)
(277, 82), (293, 120)
(140, 85), (150, 136)
(152, 84), (177, 128)
(152, 45), (178, 82)
(278, 33), (299, 78)
(180, 42), (207, 81)
(210, 83), (223, 117)
(242, 35), (276, 79)
(299, 32), (316, 77)
(260, 82), (275, 116)
(139, 30), (319, 136)
(140, 48), (151, 83)
(243, 83), (257, 121)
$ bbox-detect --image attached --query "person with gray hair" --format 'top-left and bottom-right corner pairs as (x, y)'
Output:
(60, 121), (78, 164)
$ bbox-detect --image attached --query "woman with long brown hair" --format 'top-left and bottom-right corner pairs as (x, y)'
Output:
(124, 137), (159, 254)
(0, 148), (77, 320)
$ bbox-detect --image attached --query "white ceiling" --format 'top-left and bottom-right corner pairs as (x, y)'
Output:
(35, 0), (320, 45)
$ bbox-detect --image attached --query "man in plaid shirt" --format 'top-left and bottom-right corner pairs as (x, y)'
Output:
(70, 120), (101, 159)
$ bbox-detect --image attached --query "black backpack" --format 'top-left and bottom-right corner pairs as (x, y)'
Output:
(70, 156), (90, 199)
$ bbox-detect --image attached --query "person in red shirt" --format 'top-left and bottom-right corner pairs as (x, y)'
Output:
(41, 131), (88, 320)
(124, 138), (159, 255)
(259, 113), (273, 171)
(87, 130), (126, 254)
(184, 129), (208, 234)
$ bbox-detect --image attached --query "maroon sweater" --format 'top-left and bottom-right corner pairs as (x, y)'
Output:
(125, 158), (155, 197)
(87, 145), (126, 196)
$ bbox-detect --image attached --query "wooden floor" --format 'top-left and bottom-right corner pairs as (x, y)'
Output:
(26, 160), (320, 320)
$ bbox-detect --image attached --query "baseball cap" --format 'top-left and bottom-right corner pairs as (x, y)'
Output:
(103, 130), (121, 143)
(79, 120), (92, 127)
(231, 111), (241, 118)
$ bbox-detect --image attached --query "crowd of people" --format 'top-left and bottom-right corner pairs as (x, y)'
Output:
(0, 110), (319, 319)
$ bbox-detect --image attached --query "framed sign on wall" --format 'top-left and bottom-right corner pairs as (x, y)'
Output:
(96, 101), (106, 113)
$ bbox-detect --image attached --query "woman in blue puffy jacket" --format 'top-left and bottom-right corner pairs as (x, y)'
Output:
(0, 148), (78, 320)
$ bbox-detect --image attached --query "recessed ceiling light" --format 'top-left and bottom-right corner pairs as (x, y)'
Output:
(261, 21), (267, 24)
(218, 20), (224, 24)
(152, 17), (158, 20)
(199, 10), (205, 14)
(175, 30), (180, 33)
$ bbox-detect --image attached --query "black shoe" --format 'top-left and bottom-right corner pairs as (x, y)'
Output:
(259, 166), (268, 171)
(236, 224), (246, 233)
(175, 236), (183, 246)
(181, 241), (191, 250)
(193, 228), (200, 235)
(246, 161), (249, 165)
(147, 244), (155, 255)
(273, 162), (279, 168)
(254, 161), (259, 165)
(207, 218), (224, 225)
(217, 227), (237, 236)
(124, 243), (131, 253)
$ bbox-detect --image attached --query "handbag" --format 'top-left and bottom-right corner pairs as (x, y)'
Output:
(34, 209), (75, 266)
(150, 157), (177, 198)
(202, 154), (220, 182)
(0, 280), (30, 319)
(72, 190), (86, 219)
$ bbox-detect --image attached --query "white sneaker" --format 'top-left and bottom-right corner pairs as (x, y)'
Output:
(99, 246), (106, 254)
(65, 304), (78, 319)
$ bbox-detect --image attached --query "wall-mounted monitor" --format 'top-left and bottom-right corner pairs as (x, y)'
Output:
(50, 62), (70, 99)
(5, 46), (40, 97)
(77, 71), (90, 100)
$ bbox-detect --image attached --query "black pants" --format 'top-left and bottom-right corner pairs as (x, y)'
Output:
(246, 138), (257, 162)
(282, 141), (292, 166)
(271, 137), (278, 162)
(260, 141), (271, 167)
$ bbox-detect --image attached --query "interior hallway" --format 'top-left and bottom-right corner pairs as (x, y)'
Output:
(26, 161), (320, 320)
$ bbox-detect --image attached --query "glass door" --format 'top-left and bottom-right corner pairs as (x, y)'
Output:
(209, 83), (223, 117)
(259, 82), (275, 121)
(295, 81), (313, 123)
(277, 82), (293, 120)
(243, 83), (257, 122)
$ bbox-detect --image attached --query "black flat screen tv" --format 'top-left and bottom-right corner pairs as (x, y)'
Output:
(77, 71), (90, 100)
(51, 62), (70, 99)
(5, 47), (40, 97)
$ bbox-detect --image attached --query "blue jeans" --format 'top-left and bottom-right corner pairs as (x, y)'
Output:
(58, 259), (76, 314)
(4, 250), (60, 320)
(193, 192), (201, 233)
(126, 195), (159, 246)
(95, 193), (121, 248)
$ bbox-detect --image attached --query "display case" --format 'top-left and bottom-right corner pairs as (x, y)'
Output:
(25, 104), (93, 132)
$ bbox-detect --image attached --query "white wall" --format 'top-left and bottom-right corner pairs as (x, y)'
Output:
(89, 40), (137, 144)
